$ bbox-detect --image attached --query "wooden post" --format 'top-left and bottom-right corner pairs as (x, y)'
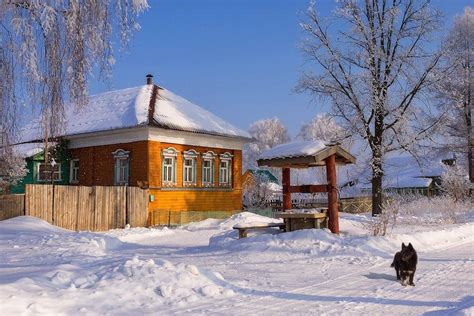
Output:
(325, 154), (339, 234)
(282, 168), (291, 211)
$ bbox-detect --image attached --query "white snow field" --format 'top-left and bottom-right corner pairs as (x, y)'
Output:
(1, 212), (473, 315)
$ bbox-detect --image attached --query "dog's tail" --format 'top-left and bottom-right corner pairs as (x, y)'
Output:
(390, 259), (395, 267)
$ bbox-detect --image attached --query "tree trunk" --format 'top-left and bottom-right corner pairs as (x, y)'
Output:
(371, 167), (383, 216)
(372, 111), (384, 216)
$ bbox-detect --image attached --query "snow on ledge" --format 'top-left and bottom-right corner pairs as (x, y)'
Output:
(259, 140), (327, 160)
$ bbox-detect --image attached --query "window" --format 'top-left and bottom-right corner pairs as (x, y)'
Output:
(70, 159), (79, 184)
(202, 151), (216, 187)
(202, 159), (213, 185)
(37, 163), (61, 181)
(112, 149), (130, 186)
(219, 160), (229, 185)
(219, 152), (233, 186)
(183, 158), (195, 184)
(182, 149), (198, 186)
(163, 157), (175, 184)
(162, 147), (178, 186)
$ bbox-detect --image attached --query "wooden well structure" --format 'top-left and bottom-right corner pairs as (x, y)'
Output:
(257, 141), (356, 234)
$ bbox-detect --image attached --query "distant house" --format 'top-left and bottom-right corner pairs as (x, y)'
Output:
(11, 75), (252, 215)
(353, 155), (447, 196)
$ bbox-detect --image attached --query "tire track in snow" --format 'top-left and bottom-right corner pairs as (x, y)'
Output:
(169, 257), (388, 314)
(168, 243), (473, 315)
(243, 243), (474, 316)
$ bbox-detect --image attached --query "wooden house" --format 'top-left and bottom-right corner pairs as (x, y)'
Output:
(14, 75), (252, 217)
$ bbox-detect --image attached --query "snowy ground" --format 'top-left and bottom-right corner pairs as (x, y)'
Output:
(1, 211), (473, 315)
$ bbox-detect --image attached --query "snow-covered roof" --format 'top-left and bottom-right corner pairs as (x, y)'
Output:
(354, 154), (445, 189)
(259, 140), (327, 160)
(10, 142), (55, 158)
(153, 89), (250, 138)
(382, 155), (443, 189)
(257, 140), (355, 168)
(16, 85), (251, 143)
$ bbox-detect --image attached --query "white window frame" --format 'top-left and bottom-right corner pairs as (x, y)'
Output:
(37, 162), (62, 182)
(182, 149), (198, 186)
(112, 149), (130, 186)
(69, 159), (80, 184)
(219, 152), (233, 187)
(162, 147), (178, 186)
(202, 151), (216, 187)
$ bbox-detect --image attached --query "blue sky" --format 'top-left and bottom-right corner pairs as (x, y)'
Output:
(90, 0), (473, 137)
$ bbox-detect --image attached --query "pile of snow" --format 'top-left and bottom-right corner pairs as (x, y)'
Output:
(0, 217), (234, 314)
(259, 140), (327, 160)
(105, 225), (175, 245)
(1, 216), (123, 257)
(209, 212), (473, 258)
(216, 211), (283, 230)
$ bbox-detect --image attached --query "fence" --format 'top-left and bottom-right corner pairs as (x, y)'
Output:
(269, 196), (372, 214)
(0, 194), (25, 221)
(1, 184), (148, 231)
(338, 196), (372, 214)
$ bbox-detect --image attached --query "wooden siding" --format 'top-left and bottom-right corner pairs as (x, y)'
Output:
(68, 139), (243, 213)
(148, 141), (242, 212)
(70, 141), (148, 187)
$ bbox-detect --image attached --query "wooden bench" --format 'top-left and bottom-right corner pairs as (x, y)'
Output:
(232, 223), (286, 239)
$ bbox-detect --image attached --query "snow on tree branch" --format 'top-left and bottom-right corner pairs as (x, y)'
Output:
(0, 0), (149, 145)
(297, 0), (444, 215)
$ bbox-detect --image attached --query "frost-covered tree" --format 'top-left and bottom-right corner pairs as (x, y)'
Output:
(0, 0), (149, 146)
(298, 0), (444, 215)
(439, 164), (470, 202)
(243, 118), (290, 171)
(435, 7), (474, 184)
(0, 146), (27, 192)
(297, 113), (348, 144)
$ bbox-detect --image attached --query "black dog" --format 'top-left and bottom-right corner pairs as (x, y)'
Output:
(391, 242), (418, 286)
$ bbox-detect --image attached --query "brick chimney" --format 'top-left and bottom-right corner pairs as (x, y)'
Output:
(146, 74), (153, 85)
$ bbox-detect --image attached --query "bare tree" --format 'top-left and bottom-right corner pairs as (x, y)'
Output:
(243, 118), (290, 171)
(298, 0), (444, 215)
(0, 0), (149, 146)
(435, 7), (473, 185)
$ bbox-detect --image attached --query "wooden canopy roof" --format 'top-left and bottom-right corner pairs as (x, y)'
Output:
(257, 141), (356, 169)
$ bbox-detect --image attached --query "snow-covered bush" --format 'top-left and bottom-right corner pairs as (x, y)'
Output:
(365, 194), (471, 234)
(242, 173), (278, 209)
(365, 198), (399, 236)
(439, 164), (470, 202)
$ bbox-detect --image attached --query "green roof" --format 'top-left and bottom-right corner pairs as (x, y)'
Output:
(248, 169), (279, 184)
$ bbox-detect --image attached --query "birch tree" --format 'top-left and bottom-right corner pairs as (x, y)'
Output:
(435, 7), (473, 184)
(243, 118), (290, 171)
(0, 0), (149, 146)
(297, 113), (350, 145)
(298, 0), (443, 215)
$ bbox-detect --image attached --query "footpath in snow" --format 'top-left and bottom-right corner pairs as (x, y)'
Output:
(0, 212), (473, 315)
